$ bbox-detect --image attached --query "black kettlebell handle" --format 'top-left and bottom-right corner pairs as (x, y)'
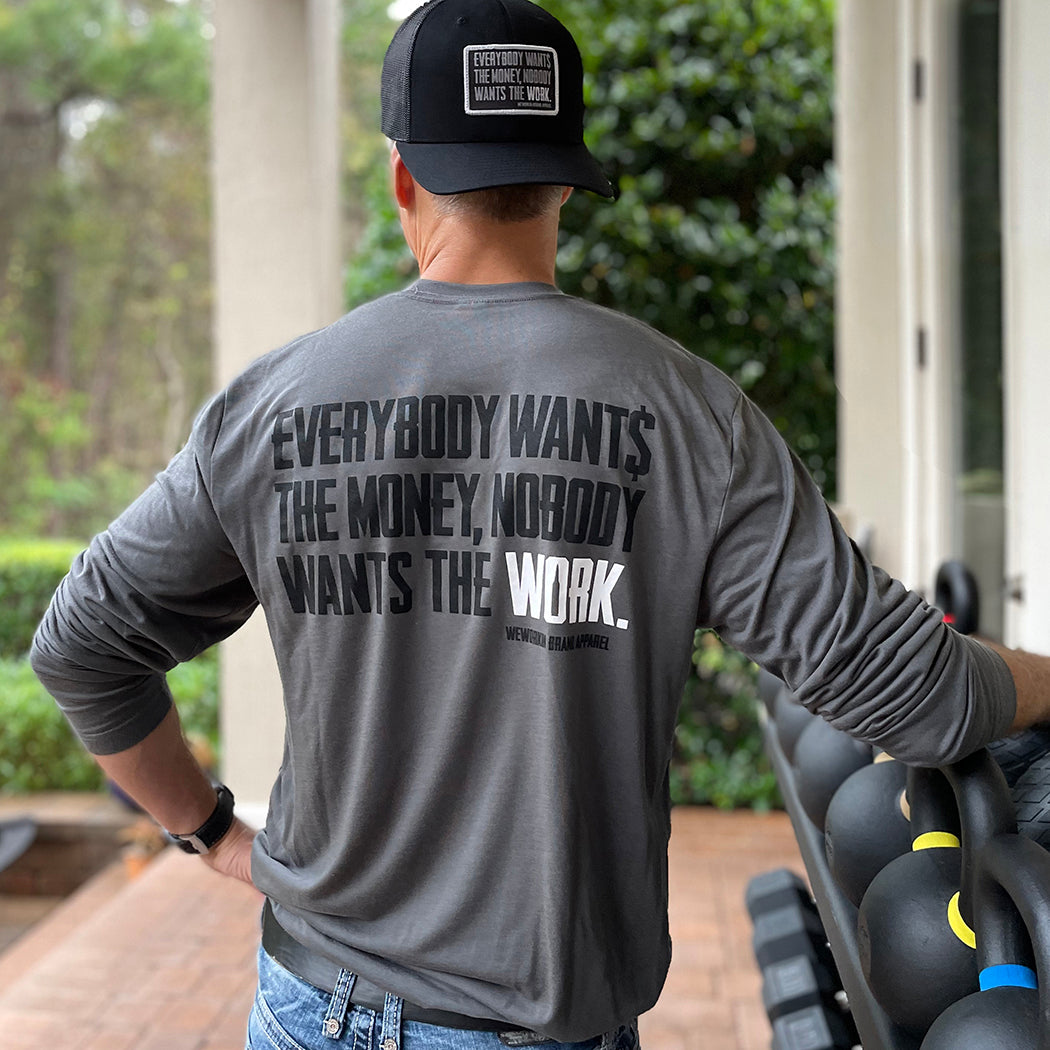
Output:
(906, 766), (961, 840)
(942, 750), (1017, 931)
(973, 833), (1050, 1049)
(935, 560), (981, 635)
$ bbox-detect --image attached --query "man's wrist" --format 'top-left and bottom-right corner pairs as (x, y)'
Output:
(166, 783), (236, 855)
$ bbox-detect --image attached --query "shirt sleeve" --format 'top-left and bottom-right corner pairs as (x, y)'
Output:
(697, 393), (1016, 766)
(30, 393), (259, 756)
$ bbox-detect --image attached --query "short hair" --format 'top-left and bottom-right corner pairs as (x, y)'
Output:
(432, 184), (566, 223)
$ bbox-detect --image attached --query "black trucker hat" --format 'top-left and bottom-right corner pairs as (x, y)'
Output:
(381, 0), (615, 198)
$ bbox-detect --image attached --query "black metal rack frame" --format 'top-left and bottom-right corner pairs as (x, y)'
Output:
(763, 719), (920, 1050)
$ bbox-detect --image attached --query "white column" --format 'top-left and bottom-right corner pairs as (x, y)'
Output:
(211, 0), (342, 816)
(835, 0), (912, 580)
(1002, 0), (1050, 651)
(836, 0), (962, 593)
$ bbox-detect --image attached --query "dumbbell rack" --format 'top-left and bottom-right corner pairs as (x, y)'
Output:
(763, 719), (919, 1050)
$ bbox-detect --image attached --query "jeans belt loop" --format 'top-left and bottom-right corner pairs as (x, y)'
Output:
(261, 900), (538, 1037)
(322, 967), (358, 1040)
(380, 991), (405, 1050)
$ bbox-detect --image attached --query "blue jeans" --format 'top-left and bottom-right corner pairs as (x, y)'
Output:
(246, 946), (640, 1050)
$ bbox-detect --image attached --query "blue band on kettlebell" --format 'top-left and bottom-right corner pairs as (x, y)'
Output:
(979, 964), (1038, 991)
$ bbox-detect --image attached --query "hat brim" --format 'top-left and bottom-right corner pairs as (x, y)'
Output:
(397, 140), (616, 199)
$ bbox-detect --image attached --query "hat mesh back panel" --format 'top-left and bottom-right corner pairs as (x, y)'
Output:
(381, 2), (436, 141)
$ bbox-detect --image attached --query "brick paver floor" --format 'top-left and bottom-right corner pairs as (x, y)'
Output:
(0, 807), (803, 1050)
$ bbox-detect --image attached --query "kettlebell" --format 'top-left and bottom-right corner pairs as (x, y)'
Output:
(934, 559), (980, 635)
(921, 833), (1050, 1049)
(773, 687), (816, 763)
(824, 755), (911, 907)
(823, 730), (1050, 911)
(857, 750), (1016, 1034)
(793, 716), (872, 830)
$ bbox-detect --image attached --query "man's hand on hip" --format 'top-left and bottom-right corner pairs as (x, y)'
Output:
(202, 816), (258, 888)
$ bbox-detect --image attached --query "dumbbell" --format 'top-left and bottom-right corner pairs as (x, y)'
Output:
(762, 954), (840, 1021)
(746, 868), (813, 921)
(746, 872), (847, 1031)
(747, 870), (834, 973)
(771, 1003), (859, 1050)
(752, 899), (835, 974)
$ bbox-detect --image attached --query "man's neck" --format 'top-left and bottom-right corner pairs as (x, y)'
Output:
(418, 254), (556, 286)
(412, 216), (559, 287)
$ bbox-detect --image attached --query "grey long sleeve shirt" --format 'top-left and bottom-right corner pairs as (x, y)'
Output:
(31, 281), (1015, 1040)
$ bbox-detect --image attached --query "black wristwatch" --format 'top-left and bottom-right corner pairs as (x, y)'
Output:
(167, 783), (236, 855)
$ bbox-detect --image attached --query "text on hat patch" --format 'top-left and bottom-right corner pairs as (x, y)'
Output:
(464, 45), (560, 116)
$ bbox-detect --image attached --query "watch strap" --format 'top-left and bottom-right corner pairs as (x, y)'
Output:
(168, 783), (235, 855)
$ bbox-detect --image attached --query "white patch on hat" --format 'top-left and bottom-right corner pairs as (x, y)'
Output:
(463, 45), (560, 116)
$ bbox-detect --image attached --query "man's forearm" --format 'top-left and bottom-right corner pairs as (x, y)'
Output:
(95, 704), (221, 835)
(987, 641), (1050, 733)
(95, 703), (258, 886)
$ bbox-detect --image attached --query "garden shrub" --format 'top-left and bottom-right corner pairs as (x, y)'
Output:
(0, 658), (105, 792)
(0, 538), (82, 658)
(671, 630), (780, 810)
(0, 648), (218, 793)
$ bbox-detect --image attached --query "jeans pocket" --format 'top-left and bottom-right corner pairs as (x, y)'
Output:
(248, 985), (318, 1050)
(250, 946), (335, 1050)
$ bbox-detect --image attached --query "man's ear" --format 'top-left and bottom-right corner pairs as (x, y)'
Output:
(560, 187), (573, 206)
(390, 145), (416, 211)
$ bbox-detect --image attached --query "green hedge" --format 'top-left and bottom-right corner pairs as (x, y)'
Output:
(0, 538), (83, 658)
(2, 534), (774, 806)
(0, 649), (218, 793)
(3, 633), (776, 805)
(3, 631), (777, 806)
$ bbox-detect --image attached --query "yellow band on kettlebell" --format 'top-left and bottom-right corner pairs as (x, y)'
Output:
(947, 892), (977, 949)
(911, 832), (961, 851)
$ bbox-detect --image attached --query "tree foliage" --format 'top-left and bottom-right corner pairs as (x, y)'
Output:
(0, 0), (213, 535)
(672, 630), (779, 809)
(0, 0), (829, 808)
(550, 0), (836, 490)
(0, 0), (838, 542)
(346, 0), (837, 492)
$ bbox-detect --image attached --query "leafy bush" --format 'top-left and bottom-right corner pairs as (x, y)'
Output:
(0, 649), (218, 793)
(344, 165), (417, 308)
(0, 378), (145, 539)
(344, 0), (836, 494)
(0, 537), (83, 658)
(670, 630), (780, 810)
(0, 658), (105, 792)
(547, 0), (837, 494)
(166, 646), (220, 754)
